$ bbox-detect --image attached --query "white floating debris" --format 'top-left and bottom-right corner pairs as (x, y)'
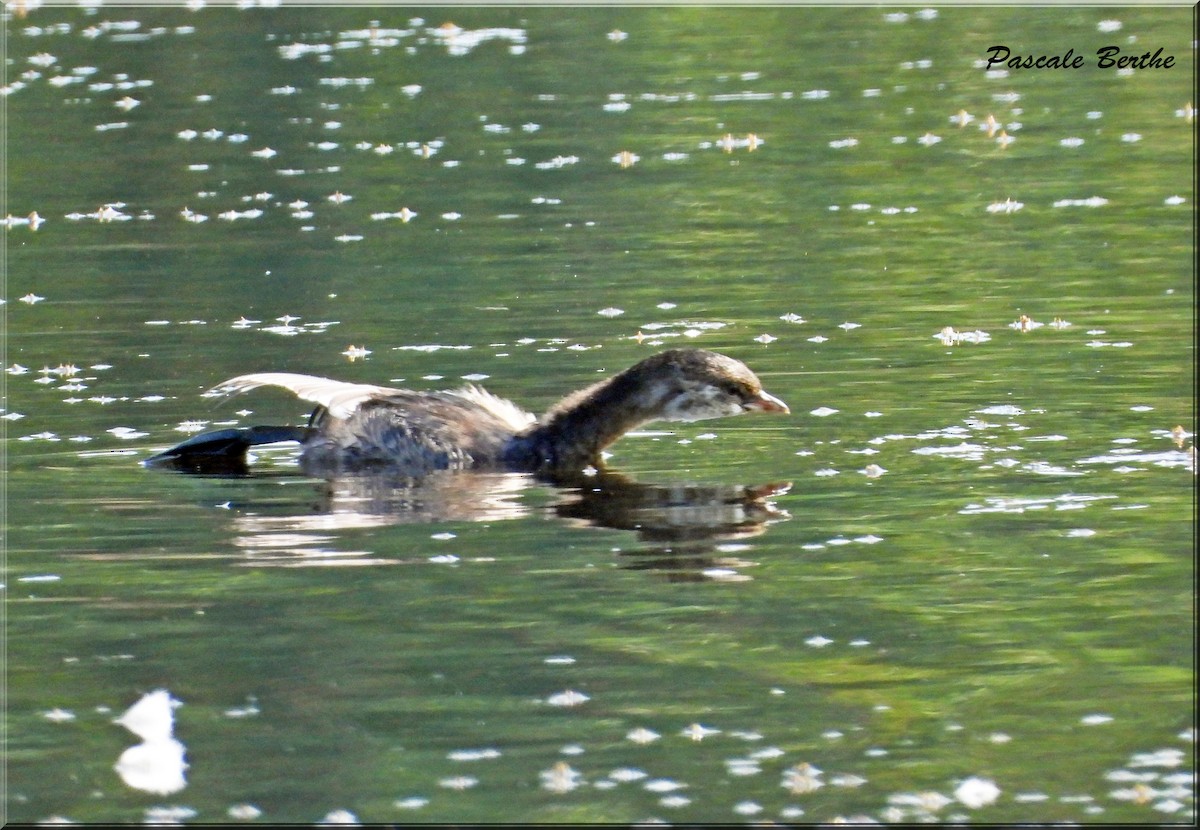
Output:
(107, 427), (149, 440)
(395, 344), (471, 353)
(889, 790), (952, 811)
(987, 197), (1024, 214)
(534, 154), (580, 170)
(1009, 315), (1043, 332)
(540, 761), (583, 793)
(782, 763), (824, 794)
(681, 722), (720, 741)
(224, 699), (260, 718)
(644, 778), (688, 793)
(955, 776), (1001, 808)
(810, 407), (839, 417)
(17, 571), (63, 583)
(218, 208), (264, 221)
(1052, 196), (1108, 208)
(114, 689), (180, 742)
(372, 207), (417, 222)
(1128, 748), (1185, 768)
(545, 689), (589, 707)
(609, 767), (648, 782)
(596, 307), (624, 317)
(976, 404), (1023, 416)
(2, 211), (45, 230)
(626, 727), (661, 744)
(448, 747), (502, 761)
(935, 327), (992, 346)
(145, 806), (197, 824)
(832, 773), (868, 787)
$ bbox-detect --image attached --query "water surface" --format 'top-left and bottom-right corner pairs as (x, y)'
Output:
(4, 4), (1195, 824)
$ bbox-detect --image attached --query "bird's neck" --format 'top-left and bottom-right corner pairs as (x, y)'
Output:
(510, 369), (667, 470)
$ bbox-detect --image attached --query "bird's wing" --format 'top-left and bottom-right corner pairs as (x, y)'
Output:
(204, 373), (401, 418)
(451, 384), (537, 430)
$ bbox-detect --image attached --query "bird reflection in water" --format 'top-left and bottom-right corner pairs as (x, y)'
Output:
(173, 465), (791, 581)
(550, 472), (791, 581)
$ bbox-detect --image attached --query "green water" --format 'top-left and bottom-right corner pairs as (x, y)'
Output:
(3, 4), (1195, 824)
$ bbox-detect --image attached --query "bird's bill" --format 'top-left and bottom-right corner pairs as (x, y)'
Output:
(744, 390), (790, 414)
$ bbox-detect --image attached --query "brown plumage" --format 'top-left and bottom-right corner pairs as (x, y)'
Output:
(145, 348), (789, 475)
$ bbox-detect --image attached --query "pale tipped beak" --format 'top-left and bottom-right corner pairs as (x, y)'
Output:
(744, 390), (789, 414)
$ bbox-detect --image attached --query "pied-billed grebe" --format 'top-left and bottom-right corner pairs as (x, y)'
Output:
(145, 348), (789, 475)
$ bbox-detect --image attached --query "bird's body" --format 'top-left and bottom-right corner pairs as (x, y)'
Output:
(145, 349), (788, 475)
